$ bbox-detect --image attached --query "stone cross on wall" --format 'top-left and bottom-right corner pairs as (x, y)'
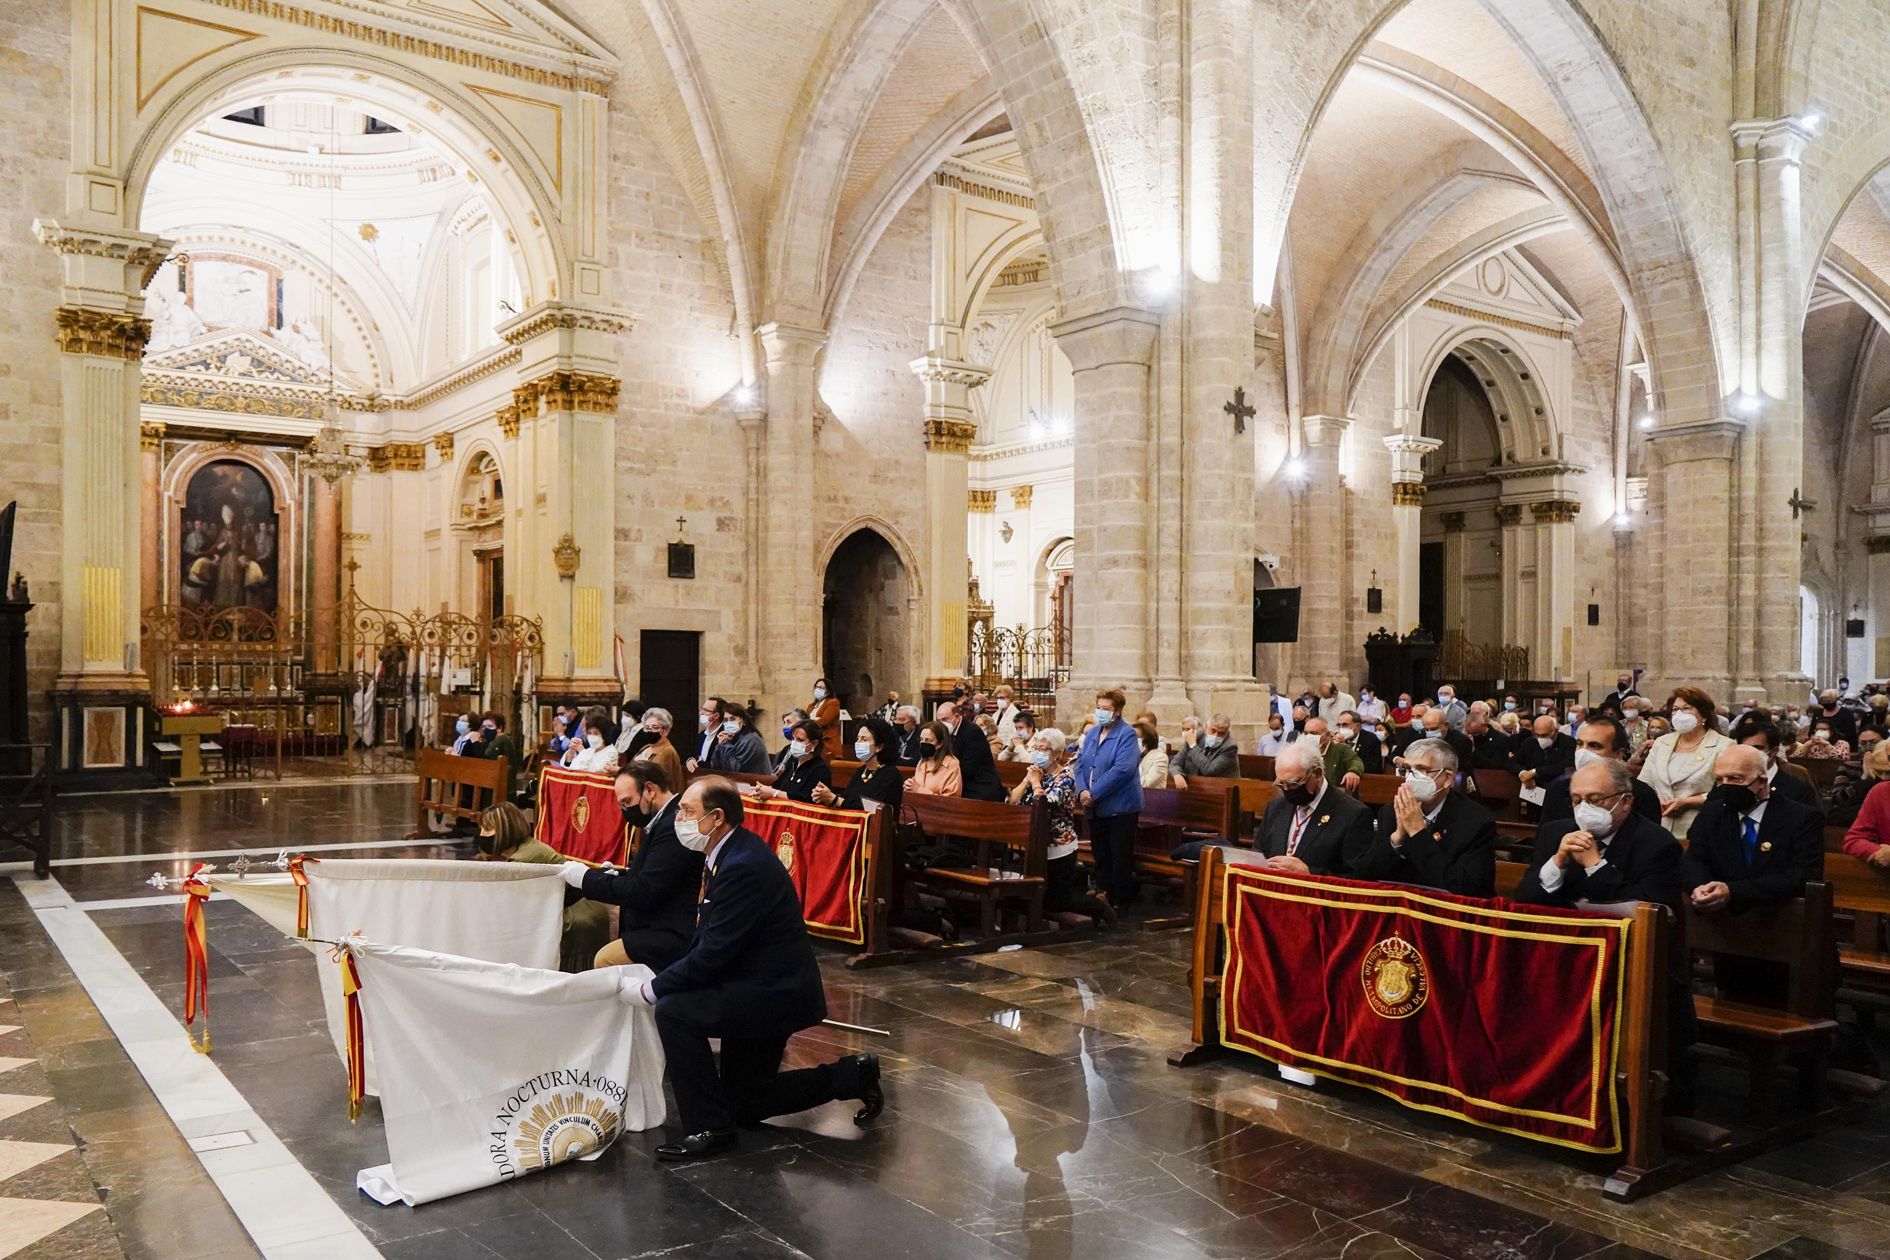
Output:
(1224, 386), (1256, 435)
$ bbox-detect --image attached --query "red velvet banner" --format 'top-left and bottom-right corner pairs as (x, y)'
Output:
(1218, 867), (1630, 1153)
(533, 765), (629, 867)
(742, 799), (871, 945)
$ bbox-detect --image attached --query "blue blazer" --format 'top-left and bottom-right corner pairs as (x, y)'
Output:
(1075, 720), (1144, 818)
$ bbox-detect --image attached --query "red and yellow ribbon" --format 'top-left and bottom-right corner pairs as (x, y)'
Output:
(181, 863), (212, 1054)
(287, 854), (317, 938)
(333, 943), (366, 1121)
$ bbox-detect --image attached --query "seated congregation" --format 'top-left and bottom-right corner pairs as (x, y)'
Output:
(434, 672), (1890, 1172)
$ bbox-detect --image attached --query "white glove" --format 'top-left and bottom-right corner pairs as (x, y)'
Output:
(557, 860), (589, 889)
(616, 971), (655, 1007)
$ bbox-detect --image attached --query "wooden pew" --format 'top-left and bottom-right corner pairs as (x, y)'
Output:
(1357, 773), (1402, 808)
(408, 746), (506, 837)
(1186, 775), (1275, 843)
(900, 793), (1055, 944)
(1237, 754), (1276, 781)
(0, 743), (52, 878)
(1168, 846), (1674, 1201)
(1123, 783), (1240, 929)
(1686, 883), (1838, 1126)
(1495, 858), (1528, 899)
(1823, 855), (1890, 1018)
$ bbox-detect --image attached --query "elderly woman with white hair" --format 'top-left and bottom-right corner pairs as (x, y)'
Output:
(626, 706), (684, 786)
(1007, 726), (1116, 926)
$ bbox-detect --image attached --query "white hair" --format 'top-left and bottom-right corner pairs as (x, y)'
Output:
(1403, 736), (1459, 772)
(1275, 741), (1324, 777)
(896, 705), (919, 723)
(1210, 712), (1232, 729)
(643, 707), (673, 730)
(1036, 727), (1069, 754)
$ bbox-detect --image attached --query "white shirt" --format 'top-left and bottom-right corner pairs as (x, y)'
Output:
(1317, 692), (1355, 723)
(1358, 696), (1387, 721)
(567, 741), (619, 774)
(1256, 730), (1288, 755)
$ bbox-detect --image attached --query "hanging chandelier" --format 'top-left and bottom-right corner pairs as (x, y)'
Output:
(306, 114), (361, 485)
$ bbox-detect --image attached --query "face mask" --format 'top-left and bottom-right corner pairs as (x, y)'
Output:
(1204, 734), (1224, 748)
(1409, 717), (1424, 731)
(699, 714), (710, 730)
(1503, 702), (1516, 712)
(1438, 693), (1451, 705)
(1707, 782), (1758, 815)
(1406, 770), (1440, 803)
(790, 740), (811, 760)
(620, 801), (648, 826)
(482, 726), (497, 738)
(587, 733), (604, 749)
(456, 717), (470, 735)
(1573, 801), (1617, 839)
(854, 740), (873, 760)
(1814, 730), (1831, 742)
(1537, 735), (1555, 750)
(1574, 747), (1602, 771)
(721, 719), (740, 735)
(920, 742), (938, 758)
(1095, 709), (1114, 725)
(1280, 782), (1315, 808)
(782, 724), (794, 739)
(674, 815), (711, 852)
(1030, 750), (1051, 770)
(1623, 709), (1640, 720)
(1337, 726), (1355, 740)
(1268, 726), (1282, 736)
(1670, 711), (1700, 734)
(814, 687), (827, 700)
(1398, 701), (1410, 710)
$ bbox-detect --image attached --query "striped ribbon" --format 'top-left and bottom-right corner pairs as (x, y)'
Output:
(181, 863), (212, 1054)
(288, 854), (317, 938)
(333, 943), (366, 1121)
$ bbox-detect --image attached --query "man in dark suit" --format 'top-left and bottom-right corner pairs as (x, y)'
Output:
(1244, 741), (1373, 875)
(686, 696), (726, 773)
(891, 704), (924, 766)
(1516, 713), (1576, 792)
(1518, 760), (1681, 908)
(1540, 717), (1661, 824)
(1337, 710), (1384, 775)
(1467, 711), (1516, 772)
(942, 700), (1005, 801)
(632, 777), (882, 1160)
(1682, 744), (1824, 915)
(561, 760), (704, 972)
(1729, 712), (1822, 817)
(1350, 737), (1497, 896)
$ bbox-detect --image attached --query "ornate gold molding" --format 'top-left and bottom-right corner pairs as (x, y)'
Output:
(923, 419), (978, 454)
(496, 404), (521, 439)
(434, 432), (455, 461)
(499, 305), (634, 346)
(1390, 481), (1426, 508)
(552, 532), (581, 578)
(366, 442), (425, 473)
(1531, 499), (1581, 524)
(968, 490), (997, 513)
(55, 308), (151, 359)
(514, 370), (619, 415)
(139, 421), (166, 453)
(1010, 484), (1034, 509)
(190, 1), (614, 94)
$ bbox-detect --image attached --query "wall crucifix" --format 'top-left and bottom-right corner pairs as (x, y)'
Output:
(1788, 487), (1817, 520)
(1224, 386), (1256, 435)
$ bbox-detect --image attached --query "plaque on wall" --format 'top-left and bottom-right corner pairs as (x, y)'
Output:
(668, 541), (696, 580)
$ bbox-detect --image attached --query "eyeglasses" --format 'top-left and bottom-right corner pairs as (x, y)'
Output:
(1569, 791), (1628, 809)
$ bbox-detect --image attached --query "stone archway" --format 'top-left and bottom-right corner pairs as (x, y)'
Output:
(821, 528), (914, 717)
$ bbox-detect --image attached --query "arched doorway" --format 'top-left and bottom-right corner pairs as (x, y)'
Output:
(1418, 352), (1503, 645)
(456, 451), (505, 620)
(821, 530), (913, 716)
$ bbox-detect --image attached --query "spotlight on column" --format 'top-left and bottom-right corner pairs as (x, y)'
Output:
(1732, 390), (1762, 418)
(732, 382), (758, 407)
(1801, 111), (1823, 133)
(1285, 457), (1307, 480)
(1637, 411), (1656, 430)
(1613, 511), (1633, 528)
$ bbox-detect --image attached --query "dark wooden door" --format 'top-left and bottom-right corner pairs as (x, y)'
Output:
(1418, 541), (1445, 637)
(639, 630), (700, 759)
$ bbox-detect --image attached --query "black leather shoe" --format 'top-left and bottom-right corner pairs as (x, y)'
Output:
(654, 1129), (738, 1161)
(851, 1053), (883, 1125)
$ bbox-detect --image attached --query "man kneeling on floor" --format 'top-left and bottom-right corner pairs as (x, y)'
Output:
(627, 774), (883, 1160)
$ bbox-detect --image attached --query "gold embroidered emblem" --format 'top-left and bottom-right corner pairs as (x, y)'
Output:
(1317, 815), (1329, 826)
(1759, 840), (1772, 852)
(570, 795), (591, 833)
(1361, 936), (1429, 1020)
(775, 831), (796, 873)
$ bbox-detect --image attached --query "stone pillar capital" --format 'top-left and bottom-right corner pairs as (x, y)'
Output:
(1390, 482), (1426, 508)
(1730, 116), (1814, 164)
(968, 489), (997, 513)
(1302, 414), (1352, 448)
(1048, 306), (1161, 372)
(908, 356), (991, 389)
(34, 219), (172, 301)
(1530, 499), (1581, 524)
(139, 421), (165, 452)
(1383, 432), (1442, 482)
(1643, 417), (1744, 465)
(757, 321), (828, 367)
(1441, 510), (1466, 533)
(922, 419), (978, 453)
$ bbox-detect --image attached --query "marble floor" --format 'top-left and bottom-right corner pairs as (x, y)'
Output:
(0, 779), (1887, 1260)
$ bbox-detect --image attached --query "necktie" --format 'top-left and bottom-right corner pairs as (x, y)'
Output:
(1287, 808), (1310, 856)
(1742, 816), (1759, 865)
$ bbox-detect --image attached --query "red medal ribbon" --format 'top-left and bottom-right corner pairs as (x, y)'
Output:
(332, 943), (366, 1121)
(288, 854), (317, 938)
(181, 863), (212, 1054)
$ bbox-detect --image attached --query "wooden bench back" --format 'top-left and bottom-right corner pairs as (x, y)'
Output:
(1824, 856), (1890, 916)
(414, 747), (507, 824)
(996, 759), (1030, 789)
(901, 792), (1049, 879)
(1474, 768), (1524, 819)
(1358, 773), (1402, 807)
(1684, 882), (1836, 1017)
(1140, 784), (1239, 843)
(1238, 754), (1276, 781)
(1495, 859), (1528, 899)
(1797, 759), (1841, 792)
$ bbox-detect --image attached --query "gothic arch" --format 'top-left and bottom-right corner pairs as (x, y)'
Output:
(1415, 330), (1561, 466)
(817, 515), (924, 598)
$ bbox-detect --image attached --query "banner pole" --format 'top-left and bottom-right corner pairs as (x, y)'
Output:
(821, 1018), (890, 1037)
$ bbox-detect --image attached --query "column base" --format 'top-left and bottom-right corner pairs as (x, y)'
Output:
(1184, 677), (1273, 747)
(50, 672), (155, 790)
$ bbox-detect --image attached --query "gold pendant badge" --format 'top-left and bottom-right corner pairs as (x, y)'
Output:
(570, 794), (591, 833)
(1361, 935), (1430, 1019)
(775, 831), (797, 873)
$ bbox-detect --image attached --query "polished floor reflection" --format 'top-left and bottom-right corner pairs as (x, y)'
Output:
(0, 779), (1886, 1259)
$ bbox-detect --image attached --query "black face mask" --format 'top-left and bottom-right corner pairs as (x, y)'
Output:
(1280, 782), (1315, 808)
(1707, 782), (1758, 816)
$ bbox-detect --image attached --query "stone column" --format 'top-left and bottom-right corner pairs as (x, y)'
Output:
(1295, 414), (1351, 688)
(912, 356), (988, 695)
(35, 221), (170, 784)
(139, 422), (164, 615)
(1530, 500), (1580, 681)
(752, 322), (827, 715)
(1440, 512), (1467, 637)
(309, 473), (341, 674)
(497, 302), (632, 711)
(1732, 118), (1813, 701)
(1051, 307), (1161, 706)
(1867, 535), (1890, 677)
(1495, 503), (1528, 654)
(1384, 435), (1441, 632)
(1643, 419), (1742, 698)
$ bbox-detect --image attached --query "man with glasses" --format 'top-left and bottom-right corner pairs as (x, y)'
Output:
(1539, 717), (1661, 824)
(1517, 760), (1681, 907)
(1236, 741), (1372, 875)
(1350, 737), (1496, 896)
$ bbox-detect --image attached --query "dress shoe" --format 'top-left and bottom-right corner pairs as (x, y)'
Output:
(850, 1053), (883, 1125)
(654, 1129), (738, 1161)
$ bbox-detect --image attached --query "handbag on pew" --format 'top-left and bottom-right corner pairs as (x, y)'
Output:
(897, 805), (973, 873)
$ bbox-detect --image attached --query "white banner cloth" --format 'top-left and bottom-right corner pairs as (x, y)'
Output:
(346, 942), (666, 1206)
(210, 860), (565, 1094)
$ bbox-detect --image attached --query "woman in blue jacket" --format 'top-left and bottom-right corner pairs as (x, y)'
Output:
(1074, 687), (1144, 907)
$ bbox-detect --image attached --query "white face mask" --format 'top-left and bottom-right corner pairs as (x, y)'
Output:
(1671, 711), (1700, 734)
(813, 687), (827, 700)
(854, 740), (873, 760)
(674, 815), (713, 852)
(1537, 735), (1555, 749)
(1336, 726), (1355, 740)
(699, 714), (710, 730)
(1574, 746), (1602, 771)
(1406, 769), (1440, 803)
(587, 733), (603, 749)
(1204, 734), (1223, 748)
(1095, 708), (1114, 725)
(1573, 801), (1618, 839)
(722, 719), (740, 735)
(790, 740), (811, 759)
(1623, 709), (1640, 720)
